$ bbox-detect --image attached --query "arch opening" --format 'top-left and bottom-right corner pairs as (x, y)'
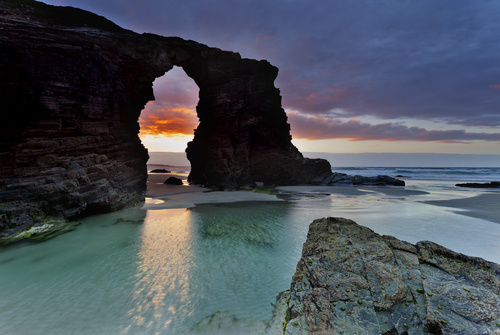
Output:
(139, 66), (199, 167)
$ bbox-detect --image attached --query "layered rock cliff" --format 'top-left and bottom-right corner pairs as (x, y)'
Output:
(0, 0), (332, 238)
(281, 218), (500, 334)
(0, 0), (403, 239)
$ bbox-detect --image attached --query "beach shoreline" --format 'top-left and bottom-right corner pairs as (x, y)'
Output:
(145, 171), (500, 225)
(143, 172), (284, 209)
(421, 192), (500, 224)
(1, 168), (499, 335)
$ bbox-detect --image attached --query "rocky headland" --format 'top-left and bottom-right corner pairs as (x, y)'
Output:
(0, 0), (403, 241)
(279, 217), (500, 334)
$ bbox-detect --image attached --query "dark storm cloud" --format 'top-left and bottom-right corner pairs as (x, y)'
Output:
(44, 0), (500, 129)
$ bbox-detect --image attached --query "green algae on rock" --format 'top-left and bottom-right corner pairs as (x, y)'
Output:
(0, 216), (80, 243)
(282, 217), (500, 334)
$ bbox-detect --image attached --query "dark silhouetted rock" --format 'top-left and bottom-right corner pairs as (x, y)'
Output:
(164, 177), (183, 185)
(456, 182), (500, 188)
(150, 169), (171, 173)
(281, 217), (500, 334)
(320, 172), (405, 186)
(0, 0), (403, 241)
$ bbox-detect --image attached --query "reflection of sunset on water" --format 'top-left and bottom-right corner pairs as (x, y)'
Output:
(119, 202), (299, 334)
(126, 209), (197, 333)
(1, 193), (499, 334)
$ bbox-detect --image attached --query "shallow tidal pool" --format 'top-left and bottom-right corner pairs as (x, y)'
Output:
(1, 187), (499, 335)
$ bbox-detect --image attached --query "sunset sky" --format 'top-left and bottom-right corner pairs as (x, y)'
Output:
(43, 0), (500, 157)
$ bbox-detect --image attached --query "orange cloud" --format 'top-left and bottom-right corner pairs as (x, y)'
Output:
(139, 106), (199, 137)
(489, 84), (500, 90)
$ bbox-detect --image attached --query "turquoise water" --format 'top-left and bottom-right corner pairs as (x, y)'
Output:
(0, 202), (302, 335)
(1, 183), (499, 334)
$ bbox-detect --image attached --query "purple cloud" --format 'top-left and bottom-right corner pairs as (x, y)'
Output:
(288, 113), (500, 143)
(41, 0), (500, 130)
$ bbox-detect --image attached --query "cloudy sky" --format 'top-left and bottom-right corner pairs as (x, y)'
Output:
(43, 0), (500, 155)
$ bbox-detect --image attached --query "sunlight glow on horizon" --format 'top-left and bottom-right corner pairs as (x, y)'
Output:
(291, 138), (500, 154)
(139, 134), (193, 152)
(139, 104), (198, 137)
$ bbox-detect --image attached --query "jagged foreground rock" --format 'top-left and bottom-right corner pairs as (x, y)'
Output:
(0, 0), (402, 240)
(281, 218), (500, 334)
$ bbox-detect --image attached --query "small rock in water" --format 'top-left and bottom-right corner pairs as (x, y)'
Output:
(150, 169), (171, 173)
(456, 181), (500, 188)
(164, 177), (183, 185)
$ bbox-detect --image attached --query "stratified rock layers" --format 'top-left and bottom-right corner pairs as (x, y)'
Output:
(183, 54), (331, 186)
(283, 217), (500, 334)
(0, 11), (156, 235)
(0, 0), (332, 236)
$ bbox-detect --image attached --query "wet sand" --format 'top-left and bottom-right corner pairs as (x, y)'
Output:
(143, 172), (283, 209)
(421, 192), (500, 224)
(277, 186), (499, 225)
(276, 185), (429, 197)
(145, 172), (500, 225)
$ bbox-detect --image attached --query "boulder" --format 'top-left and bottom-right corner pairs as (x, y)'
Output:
(320, 173), (405, 186)
(164, 177), (183, 185)
(282, 217), (500, 334)
(456, 182), (500, 188)
(150, 169), (171, 173)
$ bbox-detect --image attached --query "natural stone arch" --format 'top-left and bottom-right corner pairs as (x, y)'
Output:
(0, 0), (332, 238)
(139, 65), (199, 154)
(144, 35), (333, 187)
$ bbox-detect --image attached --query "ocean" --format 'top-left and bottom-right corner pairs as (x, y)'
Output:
(332, 166), (500, 181)
(0, 166), (498, 334)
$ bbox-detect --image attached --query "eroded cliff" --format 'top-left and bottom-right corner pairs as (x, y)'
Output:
(0, 0), (336, 239)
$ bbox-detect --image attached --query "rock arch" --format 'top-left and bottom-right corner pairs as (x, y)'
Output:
(146, 35), (333, 187)
(0, 0), (331, 236)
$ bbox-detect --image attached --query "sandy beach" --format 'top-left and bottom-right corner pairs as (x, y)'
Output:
(143, 172), (284, 209)
(144, 173), (432, 209)
(2, 170), (499, 335)
(421, 192), (500, 224)
(276, 185), (430, 197)
(145, 172), (500, 225)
